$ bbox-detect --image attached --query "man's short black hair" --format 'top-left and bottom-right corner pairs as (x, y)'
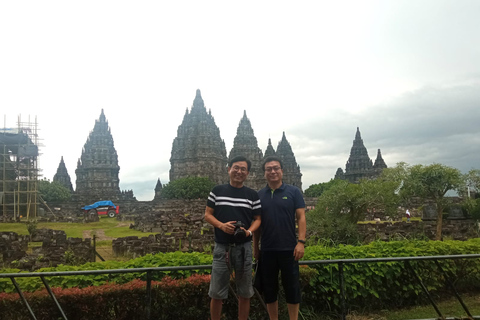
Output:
(229, 155), (251, 171)
(262, 156), (283, 171)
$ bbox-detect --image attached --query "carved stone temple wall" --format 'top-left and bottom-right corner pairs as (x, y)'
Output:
(169, 90), (229, 186)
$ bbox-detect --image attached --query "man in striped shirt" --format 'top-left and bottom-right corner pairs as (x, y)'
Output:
(205, 155), (262, 320)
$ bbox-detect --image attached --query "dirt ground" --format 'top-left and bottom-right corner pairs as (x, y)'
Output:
(82, 229), (114, 241)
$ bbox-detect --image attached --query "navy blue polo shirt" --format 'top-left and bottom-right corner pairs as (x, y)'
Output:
(258, 183), (305, 251)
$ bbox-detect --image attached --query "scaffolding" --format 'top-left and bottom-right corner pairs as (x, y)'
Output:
(1, 115), (41, 221)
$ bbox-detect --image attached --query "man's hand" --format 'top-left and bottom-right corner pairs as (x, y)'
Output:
(253, 247), (260, 261)
(220, 221), (236, 234)
(293, 242), (304, 261)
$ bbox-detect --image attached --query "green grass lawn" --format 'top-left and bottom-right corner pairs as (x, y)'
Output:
(0, 217), (156, 239)
(343, 294), (480, 320)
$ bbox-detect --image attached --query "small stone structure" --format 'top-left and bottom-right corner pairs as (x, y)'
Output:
(114, 199), (214, 256)
(0, 232), (29, 265)
(1, 229), (92, 271)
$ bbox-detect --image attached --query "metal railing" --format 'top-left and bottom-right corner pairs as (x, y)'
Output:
(1, 254), (480, 320)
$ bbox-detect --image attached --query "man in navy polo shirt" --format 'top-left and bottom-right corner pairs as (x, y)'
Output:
(254, 156), (306, 320)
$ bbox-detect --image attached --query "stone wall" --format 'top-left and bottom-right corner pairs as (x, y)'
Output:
(115, 199), (214, 255)
(0, 232), (29, 265)
(357, 219), (478, 243)
(0, 229), (93, 271)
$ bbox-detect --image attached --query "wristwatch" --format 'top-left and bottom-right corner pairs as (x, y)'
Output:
(298, 239), (306, 244)
(247, 230), (253, 237)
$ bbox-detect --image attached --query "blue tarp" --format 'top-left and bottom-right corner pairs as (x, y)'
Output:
(81, 200), (116, 210)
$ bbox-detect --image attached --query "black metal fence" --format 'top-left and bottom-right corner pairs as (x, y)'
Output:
(1, 254), (480, 320)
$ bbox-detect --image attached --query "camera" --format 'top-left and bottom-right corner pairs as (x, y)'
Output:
(233, 221), (246, 241)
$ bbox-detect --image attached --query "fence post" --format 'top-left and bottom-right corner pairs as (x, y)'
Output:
(338, 261), (346, 320)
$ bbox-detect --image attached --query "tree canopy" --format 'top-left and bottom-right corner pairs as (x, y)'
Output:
(159, 176), (215, 200)
(38, 179), (72, 202)
(304, 179), (343, 197)
(399, 163), (463, 240)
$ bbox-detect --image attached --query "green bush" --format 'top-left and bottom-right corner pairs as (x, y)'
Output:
(0, 251), (213, 293)
(303, 238), (480, 313)
(2, 240), (480, 315)
(0, 276), (211, 320)
(0, 269), (318, 319)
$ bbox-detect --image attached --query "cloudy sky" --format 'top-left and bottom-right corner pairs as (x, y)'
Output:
(1, 1), (479, 201)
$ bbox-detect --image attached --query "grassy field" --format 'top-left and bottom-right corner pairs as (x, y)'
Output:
(346, 294), (480, 319)
(0, 217), (157, 261)
(0, 216), (155, 239)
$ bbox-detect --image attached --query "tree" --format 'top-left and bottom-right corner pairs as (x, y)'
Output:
(462, 169), (480, 196)
(307, 176), (401, 244)
(38, 179), (72, 202)
(160, 177), (215, 200)
(400, 163), (463, 240)
(304, 179), (343, 197)
(460, 169), (480, 221)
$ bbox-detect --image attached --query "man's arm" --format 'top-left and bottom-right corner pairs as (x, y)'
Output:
(247, 214), (261, 235)
(204, 206), (235, 235)
(293, 207), (306, 261)
(253, 227), (261, 261)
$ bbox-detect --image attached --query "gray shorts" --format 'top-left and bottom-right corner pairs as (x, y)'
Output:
(208, 242), (254, 300)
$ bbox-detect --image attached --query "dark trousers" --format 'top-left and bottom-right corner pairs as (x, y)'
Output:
(260, 250), (301, 304)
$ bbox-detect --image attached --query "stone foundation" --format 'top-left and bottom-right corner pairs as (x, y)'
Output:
(1, 229), (93, 270)
(357, 219), (478, 243)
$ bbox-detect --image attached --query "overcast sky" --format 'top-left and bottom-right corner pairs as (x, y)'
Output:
(1, 1), (479, 201)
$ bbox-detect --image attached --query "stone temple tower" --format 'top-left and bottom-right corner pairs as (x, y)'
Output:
(275, 132), (303, 190)
(228, 111), (265, 190)
(53, 156), (73, 192)
(344, 127), (375, 183)
(74, 109), (123, 202)
(169, 89), (228, 185)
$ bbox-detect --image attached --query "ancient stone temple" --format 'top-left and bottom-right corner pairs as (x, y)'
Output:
(373, 149), (387, 174)
(274, 132), (303, 190)
(338, 127), (387, 183)
(74, 110), (132, 202)
(169, 89), (228, 185)
(53, 156), (73, 192)
(264, 138), (275, 158)
(228, 111), (265, 190)
(154, 178), (163, 200)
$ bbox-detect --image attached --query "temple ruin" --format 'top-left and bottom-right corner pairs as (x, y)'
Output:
(74, 109), (135, 202)
(336, 127), (387, 182)
(53, 156), (74, 192)
(169, 89), (229, 185)
(228, 111), (265, 190)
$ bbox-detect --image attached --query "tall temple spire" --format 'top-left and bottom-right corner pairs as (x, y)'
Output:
(192, 89), (206, 112)
(154, 178), (163, 200)
(264, 138), (276, 158)
(344, 127), (373, 183)
(74, 110), (134, 202)
(373, 149), (387, 170)
(53, 156), (73, 192)
(275, 132), (302, 190)
(339, 128), (387, 183)
(170, 90), (228, 185)
(228, 111), (264, 190)
(355, 126), (361, 140)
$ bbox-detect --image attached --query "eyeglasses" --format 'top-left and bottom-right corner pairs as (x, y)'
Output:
(232, 166), (248, 173)
(265, 166), (282, 172)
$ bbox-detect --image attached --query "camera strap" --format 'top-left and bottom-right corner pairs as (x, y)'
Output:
(225, 243), (246, 280)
